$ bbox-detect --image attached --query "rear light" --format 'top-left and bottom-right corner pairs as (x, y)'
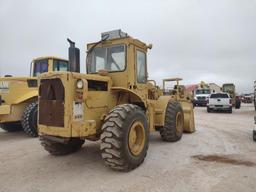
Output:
(229, 99), (232, 105)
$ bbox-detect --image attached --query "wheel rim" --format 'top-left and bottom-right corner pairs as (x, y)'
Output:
(128, 121), (145, 156)
(176, 112), (183, 133)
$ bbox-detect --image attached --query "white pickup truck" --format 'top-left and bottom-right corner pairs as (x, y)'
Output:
(207, 93), (232, 113)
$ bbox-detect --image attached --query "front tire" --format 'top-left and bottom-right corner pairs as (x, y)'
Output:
(160, 101), (184, 142)
(207, 107), (211, 113)
(100, 104), (149, 172)
(40, 137), (85, 156)
(21, 102), (38, 137)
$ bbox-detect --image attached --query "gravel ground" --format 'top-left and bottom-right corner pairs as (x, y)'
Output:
(0, 104), (255, 192)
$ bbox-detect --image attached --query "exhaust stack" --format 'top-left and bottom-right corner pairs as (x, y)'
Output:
(67, 38), (80, 73)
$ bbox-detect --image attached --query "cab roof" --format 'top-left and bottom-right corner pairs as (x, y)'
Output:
(87, 29), (149, 51)
(32, 56), (67, 61)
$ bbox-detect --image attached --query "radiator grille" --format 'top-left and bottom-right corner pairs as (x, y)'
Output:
(39, 79), (65, 127)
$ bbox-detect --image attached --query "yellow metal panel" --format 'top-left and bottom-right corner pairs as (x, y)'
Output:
(32, 56), (67, 62)
(48, 58), (53, 72)
(71, 120), (96, 137)
(155, 96), (172, 126)
(39, 124), (71, 137)
(181, 101), (195, 133)
(0, 105), (11, 115)
(0, 77), (37, 104)
(0, 103), (27, 123)
(13, 90), (38, 104)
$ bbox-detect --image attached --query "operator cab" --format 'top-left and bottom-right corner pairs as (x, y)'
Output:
(31, 57), (68, 77)
(86, 30), (152, 88)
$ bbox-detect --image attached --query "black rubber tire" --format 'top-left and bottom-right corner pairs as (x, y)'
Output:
(235, 100), (241, 109)
(160, 101), (184, 142)
(193, 101), (196, 108)
(100, 104), (149, 172)
(253, 131), (256, 142)
(0, 122), (22, 132)
(40, 136), (85, 156)
(21, 102), (38, 137)
(228, 107), (232, 113)
(207, 107), (211, 113)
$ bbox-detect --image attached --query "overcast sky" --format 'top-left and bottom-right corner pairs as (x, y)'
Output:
(0, 0), (255, 93)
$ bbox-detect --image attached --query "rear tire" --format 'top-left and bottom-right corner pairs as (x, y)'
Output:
(207, 107), (211, 113)
(21, 102), (38, 137)
(0, 122), (22, 132)
(228, 107), (232, 113)
(160, 101), (184, 142)
(100, 104), (149, 172)
(40, 137), (84, 156)
(235, 100), (241, 109)
(253, 131), (256, 142)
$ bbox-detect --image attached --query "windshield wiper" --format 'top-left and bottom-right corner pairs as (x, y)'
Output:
(86, 34), (109, 54)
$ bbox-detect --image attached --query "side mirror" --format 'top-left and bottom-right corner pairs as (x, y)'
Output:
(147, 44), (153, 49)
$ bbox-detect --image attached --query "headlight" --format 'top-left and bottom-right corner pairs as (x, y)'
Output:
(76, 79), (83, 89)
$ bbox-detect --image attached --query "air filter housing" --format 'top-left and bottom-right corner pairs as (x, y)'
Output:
(101, 29), (128, 40)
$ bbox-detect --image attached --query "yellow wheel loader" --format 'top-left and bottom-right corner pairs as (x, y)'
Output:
(222, 83), (241, 109)
(0, 57), (68, 137)
(38, 30), (195, 171)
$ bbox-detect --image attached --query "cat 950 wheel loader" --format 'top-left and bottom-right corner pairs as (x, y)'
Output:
(38, 30), (195, 171)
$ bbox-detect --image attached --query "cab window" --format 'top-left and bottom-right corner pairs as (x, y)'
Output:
(33, 59), (48, 77)
(136, 50), (147, 83)
(87, 45), (126, 73)
(53, 60), (68, 71)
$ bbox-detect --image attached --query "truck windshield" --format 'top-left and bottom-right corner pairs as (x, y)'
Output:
(33, 59), (48, 77)
(33, 59), (68, 77)
(210, 93), (229, 98)
(87, 45), (125, 73)
(196, 89), (210, 94)
(53, 60), (68, 71)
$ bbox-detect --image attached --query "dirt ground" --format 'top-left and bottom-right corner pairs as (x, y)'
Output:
(0, 104), (255, 192)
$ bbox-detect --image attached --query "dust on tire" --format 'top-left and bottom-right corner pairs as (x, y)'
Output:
(100, 104), (149, 172)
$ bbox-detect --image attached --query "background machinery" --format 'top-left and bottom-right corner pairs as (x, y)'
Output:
(254, 80), (256, 111)
(222, 83), (241, 109)
(38, 30), (195, 171)
(193, 81), (211, 106)
(0, 57), (68, 136)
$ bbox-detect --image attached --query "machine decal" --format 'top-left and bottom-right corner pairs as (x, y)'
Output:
(0, 81), (9, 93)
(73, 102), (83, 120)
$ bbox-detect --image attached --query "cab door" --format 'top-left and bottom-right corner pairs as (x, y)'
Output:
(135, 48), (148, 100)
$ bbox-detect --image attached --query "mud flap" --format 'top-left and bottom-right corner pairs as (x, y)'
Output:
(181, 102), (195, 133)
